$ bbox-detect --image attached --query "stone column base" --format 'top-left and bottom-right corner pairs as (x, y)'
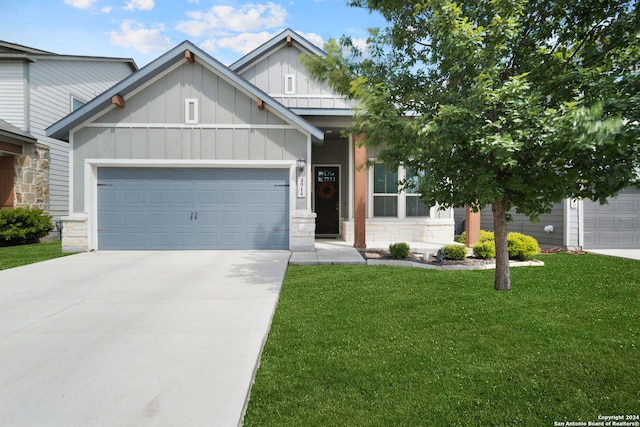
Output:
(291, 210), (316, 252)
(61, 214), (89, 253)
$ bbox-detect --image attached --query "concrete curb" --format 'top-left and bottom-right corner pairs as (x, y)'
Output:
(365, 259), (545, 270)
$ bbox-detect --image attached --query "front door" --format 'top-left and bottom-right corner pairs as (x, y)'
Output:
(314, 166), (340, 235)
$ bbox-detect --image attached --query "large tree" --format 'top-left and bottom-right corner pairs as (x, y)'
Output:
(304, 0), (639, 290)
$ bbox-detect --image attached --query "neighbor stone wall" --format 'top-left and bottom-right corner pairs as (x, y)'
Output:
(14, 143), (49, 212)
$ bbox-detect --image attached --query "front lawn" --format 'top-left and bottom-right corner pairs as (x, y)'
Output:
(0, 241), (73, 270)
(244, 253), (639, 426)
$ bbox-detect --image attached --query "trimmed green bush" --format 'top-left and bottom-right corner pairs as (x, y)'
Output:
(458, 229), (540, 260)
(473, 241), (496, 259)
(507, 232), (540, 260)
(457, 230), (495, 244)
(0, 208), (54, 246)
(389, 242), (410, 259)
(442, 244), (467, 260)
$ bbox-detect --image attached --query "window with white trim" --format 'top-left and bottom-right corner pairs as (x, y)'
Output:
(373, 163), (398, 217)
(185, 98), (199, 124)
(404, 167), (430, 217)
(284, 74), (295, 95)
(372, 163), (430, 218)
(70, 95), (86, 112)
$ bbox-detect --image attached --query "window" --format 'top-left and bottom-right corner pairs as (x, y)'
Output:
(371, 163), (430, 218)
(70, 96), (86, 112)
(185, 98), (199, 124)
(284, 74), (295, 95)
(405, 167), (429, 217)
(373, 163), (398, 217)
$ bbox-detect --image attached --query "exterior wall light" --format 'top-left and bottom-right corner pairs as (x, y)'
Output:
(297, 158), (306, 172)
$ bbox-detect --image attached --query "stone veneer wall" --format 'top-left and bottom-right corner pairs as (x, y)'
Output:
(61, 214), (89, 253)
(290, 210), (316, 252)
(341, 219), (455, 246)
(14, 143), (49, 211)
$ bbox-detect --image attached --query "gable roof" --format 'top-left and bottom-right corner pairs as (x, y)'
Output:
(230, 28), (325, 73)
(0, 40), (137, 71)
(47, 40), (324, 143)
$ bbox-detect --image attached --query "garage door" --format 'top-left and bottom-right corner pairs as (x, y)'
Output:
(583, 187), (640, 249)
(97, 167), (289, 250)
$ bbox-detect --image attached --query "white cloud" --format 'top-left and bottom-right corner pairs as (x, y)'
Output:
(210, 31), (277, 55)
(176, 2), (287, 36)
(123, 0), (154, 11)
(64, 0), (99, 9)
(100, 6), (112, 13)
(108, 20), (173, 54)
(295, 31), (324, 49)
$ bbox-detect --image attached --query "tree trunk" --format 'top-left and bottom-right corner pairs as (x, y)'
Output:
(492, 199), (511, 291)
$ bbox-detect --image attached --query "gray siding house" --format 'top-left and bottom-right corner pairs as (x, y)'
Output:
(48, 30), (455, 252)
(0, 41), (136, 220)
(454, 188), (640, 250)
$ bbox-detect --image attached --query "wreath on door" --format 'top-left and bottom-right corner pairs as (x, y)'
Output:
(317, 181), (337, 200)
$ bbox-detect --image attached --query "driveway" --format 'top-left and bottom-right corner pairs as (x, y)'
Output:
(0, 250), (290, 427)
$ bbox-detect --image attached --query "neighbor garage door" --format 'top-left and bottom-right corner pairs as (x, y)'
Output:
(97, 167), (289, 250)
(583, 187), (640, 249)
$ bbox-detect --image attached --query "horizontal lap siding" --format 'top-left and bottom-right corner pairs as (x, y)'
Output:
(0, 61), (25, 129)
(453, 202), (566, 247)
(29, 59), (134, 219)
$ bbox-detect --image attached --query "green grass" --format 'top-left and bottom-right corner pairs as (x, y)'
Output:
(0, 241), (73, 270)
(244, 253), (640, 426)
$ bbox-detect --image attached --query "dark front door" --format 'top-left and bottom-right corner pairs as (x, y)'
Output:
(315, 166), (340, 235)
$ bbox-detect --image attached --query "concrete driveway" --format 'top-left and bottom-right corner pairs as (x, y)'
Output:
(0, 250), (290, 427)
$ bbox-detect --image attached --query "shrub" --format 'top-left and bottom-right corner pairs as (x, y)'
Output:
(507, 232), (540, 260)
(457, 230), (495, 244)
(473, 241), (496, 259)
(442, 244), (467, 260)
(389, 242), (410, 259)
(0, 208), (54, 246)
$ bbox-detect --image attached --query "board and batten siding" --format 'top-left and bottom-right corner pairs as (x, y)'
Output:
(28, 59), (134, 219)
(238, 45), (355, 110)
(71, 61), (307, 212)
(0, 61), (26, 129)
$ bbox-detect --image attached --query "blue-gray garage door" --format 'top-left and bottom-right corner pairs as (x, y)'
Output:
(97, 167), (289, 250)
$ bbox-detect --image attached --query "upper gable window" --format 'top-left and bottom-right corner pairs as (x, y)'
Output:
(284, 74), (295, 95)
(185, 98), (199, 124)
(70, 96), (86, 112)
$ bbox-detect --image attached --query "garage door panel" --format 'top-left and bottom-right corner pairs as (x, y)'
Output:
(123, 212), (143, 226)
(148, 212), (168, 226)
(148, 190), (168, 204)
(584, 188), (640, 249)
(98, 167), (289, 250)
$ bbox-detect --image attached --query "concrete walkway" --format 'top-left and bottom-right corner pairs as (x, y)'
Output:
(0, 250), (290, 427)
(289, 239), (457, 265)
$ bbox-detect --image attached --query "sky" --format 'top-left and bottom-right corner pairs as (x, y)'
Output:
(1, 0), (386, 67)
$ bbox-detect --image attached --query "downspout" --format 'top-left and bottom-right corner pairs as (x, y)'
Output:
(577, 199), (584, 250)
(563, 198), (571, 248)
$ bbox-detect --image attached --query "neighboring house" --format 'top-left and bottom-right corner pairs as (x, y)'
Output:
(0, 40), (137, 222)
(47, 30), (454, 252)
(454, 187), (640, 249)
